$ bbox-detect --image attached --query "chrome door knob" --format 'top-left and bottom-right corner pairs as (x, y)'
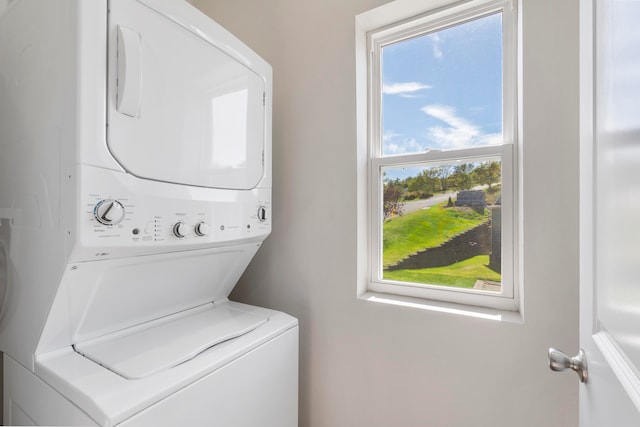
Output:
(548, 347), (588, 383)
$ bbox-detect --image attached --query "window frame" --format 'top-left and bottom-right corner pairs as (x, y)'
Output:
(357, 0), (520, 312)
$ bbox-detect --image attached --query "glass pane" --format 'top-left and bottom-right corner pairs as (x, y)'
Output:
(382, 160), (502, 292)
(381, 13), (503, 155)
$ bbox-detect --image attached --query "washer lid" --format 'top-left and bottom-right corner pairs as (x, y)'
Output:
(73, 304), (268, 379)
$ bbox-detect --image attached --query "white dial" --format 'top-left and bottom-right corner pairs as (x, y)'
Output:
(94, 200), (125, 225)
(194, 222), (209, 236)
(257, 205), (267, 222)
(173, 222), (189, 238)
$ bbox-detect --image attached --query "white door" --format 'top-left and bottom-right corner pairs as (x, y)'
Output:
(570, 0), (640, 425)
(107, 0), (266, 190)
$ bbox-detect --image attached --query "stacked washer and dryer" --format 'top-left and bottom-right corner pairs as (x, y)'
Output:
(0, 0), (298, 425)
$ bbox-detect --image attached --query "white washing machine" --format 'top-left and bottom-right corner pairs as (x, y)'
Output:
(0, 0), (298, 425)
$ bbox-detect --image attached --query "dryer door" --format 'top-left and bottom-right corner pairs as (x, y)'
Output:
(107, 0), (266, 190)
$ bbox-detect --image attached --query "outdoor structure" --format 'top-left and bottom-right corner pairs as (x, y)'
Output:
(455, 190), (487, 210)
(489, 198), (502, 272)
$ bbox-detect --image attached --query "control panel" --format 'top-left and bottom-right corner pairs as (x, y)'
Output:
(73, 162), (271, 261)
(80, 188), (270, 261)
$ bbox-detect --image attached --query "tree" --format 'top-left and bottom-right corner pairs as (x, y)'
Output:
(383, 179), (404, 219)
(406, 175), (424, 193)
(407, 170), (438, 197)
(486, 161), (501, 188)
(450, 163), (475, 190)
(473, 161), (501, 189)
(435, 164), (455, 192)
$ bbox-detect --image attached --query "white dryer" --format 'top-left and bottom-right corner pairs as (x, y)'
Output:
(0, 0), (297, 425)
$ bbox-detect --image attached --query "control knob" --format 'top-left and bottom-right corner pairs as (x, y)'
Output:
(94, 200), (125, 225)
(173, 222), (189, 238)
(257, 205), (267, 222)
(194, 222), (209, 237)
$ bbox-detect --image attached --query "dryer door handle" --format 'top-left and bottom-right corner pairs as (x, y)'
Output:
(116, 26), (142, 118)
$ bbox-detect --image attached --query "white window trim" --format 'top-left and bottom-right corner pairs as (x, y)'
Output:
(356, 0), (521, 314)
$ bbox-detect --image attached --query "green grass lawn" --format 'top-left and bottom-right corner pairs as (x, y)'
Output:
(383, 202), (489, 268)
(383, 255), (501, 288)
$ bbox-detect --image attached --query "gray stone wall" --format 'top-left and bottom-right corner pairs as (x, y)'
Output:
(489, 206), (501, 272)
(387, 221), (492, 271)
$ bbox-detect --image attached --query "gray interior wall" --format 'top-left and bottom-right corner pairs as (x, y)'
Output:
(192, 0), (580, 426)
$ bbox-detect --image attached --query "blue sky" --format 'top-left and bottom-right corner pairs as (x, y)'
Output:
(381, 12), (503, 159)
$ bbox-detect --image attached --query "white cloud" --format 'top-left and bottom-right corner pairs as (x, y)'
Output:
(382, 82), (431, 97)
(421, 104), (502, 149)
(477, 133), (503, 146)
(382, 132), (425, 155)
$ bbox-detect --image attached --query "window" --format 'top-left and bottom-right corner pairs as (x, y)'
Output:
(356, 0), (518, 311)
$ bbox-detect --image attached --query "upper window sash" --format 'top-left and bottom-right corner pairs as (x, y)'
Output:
(368, 0), (517, 159)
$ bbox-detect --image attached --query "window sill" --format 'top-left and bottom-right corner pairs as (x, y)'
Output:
(359, 291), (523, 323)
